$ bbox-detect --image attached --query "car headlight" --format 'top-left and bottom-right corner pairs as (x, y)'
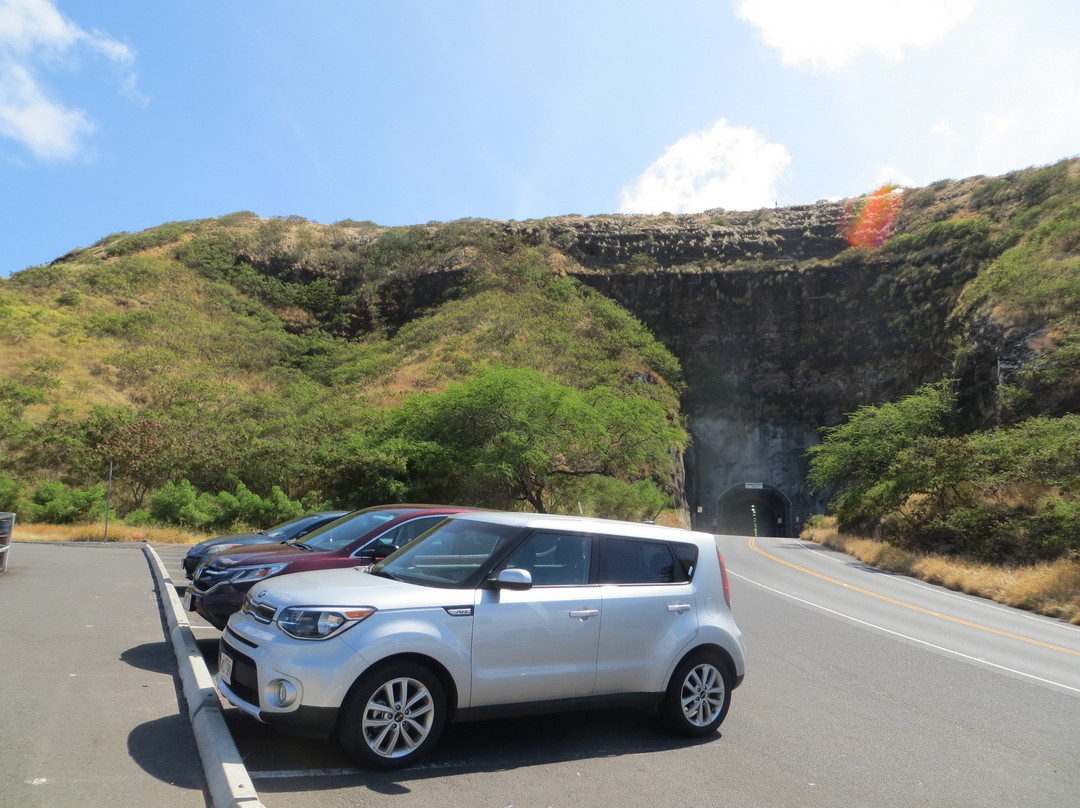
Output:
(226, 562), (290, 583)
(276, 606), (376, 640)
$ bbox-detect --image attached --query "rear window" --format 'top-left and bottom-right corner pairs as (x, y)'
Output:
(599, 538), (696, 584)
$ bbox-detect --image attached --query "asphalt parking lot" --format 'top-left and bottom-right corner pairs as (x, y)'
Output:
(2, 541), (745, 808)
(0, 542), (209, 808)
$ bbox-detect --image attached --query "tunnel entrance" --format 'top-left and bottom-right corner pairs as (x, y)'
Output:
(717, 483), (792, 538)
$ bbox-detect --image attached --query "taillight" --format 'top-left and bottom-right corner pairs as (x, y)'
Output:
(718, 549), (731, 607)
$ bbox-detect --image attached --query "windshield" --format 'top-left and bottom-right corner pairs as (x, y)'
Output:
(371, 518), (520, 588)
(262, 514), (316, 540)
(295, 509), (403, 552)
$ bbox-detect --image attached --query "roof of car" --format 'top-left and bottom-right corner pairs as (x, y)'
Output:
(356, 504), (474, 514)
(442, 510), (712, 543)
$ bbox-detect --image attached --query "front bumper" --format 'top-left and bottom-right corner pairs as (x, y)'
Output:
(216, 622), (364, 739)
(181, 554), (202, 577)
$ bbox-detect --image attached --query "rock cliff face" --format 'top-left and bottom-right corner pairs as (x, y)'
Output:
(542, 203), (848, 268)
(558, 203), (975, 535)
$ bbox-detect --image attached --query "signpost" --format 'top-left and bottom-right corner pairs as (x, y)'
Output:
(0, 512), (14, 573)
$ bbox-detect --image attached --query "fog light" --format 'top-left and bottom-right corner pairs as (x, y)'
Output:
(267, 678), (297, 708)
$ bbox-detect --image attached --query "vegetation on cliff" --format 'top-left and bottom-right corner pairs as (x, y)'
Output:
(808, 159), (1080, 562)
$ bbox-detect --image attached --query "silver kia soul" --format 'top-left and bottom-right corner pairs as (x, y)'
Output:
(217, 511), (746, 769)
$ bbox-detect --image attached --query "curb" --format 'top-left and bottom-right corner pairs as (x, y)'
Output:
(143, 544), (266, 808)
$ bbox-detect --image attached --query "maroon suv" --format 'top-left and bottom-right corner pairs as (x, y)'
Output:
(183, 505), (472, 629)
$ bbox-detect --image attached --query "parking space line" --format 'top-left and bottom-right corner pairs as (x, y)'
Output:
(249, 768), (360, 779)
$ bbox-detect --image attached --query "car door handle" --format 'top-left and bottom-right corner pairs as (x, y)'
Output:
(667, 602), (692, 614)
(569, 607), (599, 621)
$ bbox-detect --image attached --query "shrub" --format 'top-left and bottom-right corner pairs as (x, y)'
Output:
(0, 471), (21, 512)
(123, 508), (155, 527)
(149, 480), (205, 528)
(149, 479), (306, 531)
(104, 222), (192, 257)
(22, 481), (106, 524)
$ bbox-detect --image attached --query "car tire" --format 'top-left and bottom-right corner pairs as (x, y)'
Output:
(337, 661), (447, 769)
(660, 652), (732, 737)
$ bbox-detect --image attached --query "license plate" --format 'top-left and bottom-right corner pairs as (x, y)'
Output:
(219, 652), (234, 686)
(182, 591), (194, 611)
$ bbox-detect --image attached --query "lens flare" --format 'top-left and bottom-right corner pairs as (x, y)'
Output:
(841, 184), (903, 248)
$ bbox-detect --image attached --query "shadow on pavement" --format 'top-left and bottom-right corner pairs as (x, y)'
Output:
(127, 713), (208, 792)
(120, 641), (177, 676)
(253, 707), (720, 796)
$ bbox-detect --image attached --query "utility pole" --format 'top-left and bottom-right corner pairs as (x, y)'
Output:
(104, 461), (113, 542)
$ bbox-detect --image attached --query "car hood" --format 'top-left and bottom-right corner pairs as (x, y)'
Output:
(207, 543), (311, 569)
(249, 567), (469, 611)
(191, 532), (264, 552)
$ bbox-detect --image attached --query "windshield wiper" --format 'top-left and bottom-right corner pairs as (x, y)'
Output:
(371, 569), (403, 581)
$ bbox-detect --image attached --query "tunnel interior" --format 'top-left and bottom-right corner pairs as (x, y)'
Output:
(717, 484), (791, 538)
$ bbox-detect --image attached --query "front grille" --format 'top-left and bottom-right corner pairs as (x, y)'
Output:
(241, 593), (277, 624)
(220, 637), (260, 707)
(223, 626), (258, 650)
(192, 566), (231, 592)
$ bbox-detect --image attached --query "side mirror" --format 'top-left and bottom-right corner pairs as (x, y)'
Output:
(493, 568), (533, 591)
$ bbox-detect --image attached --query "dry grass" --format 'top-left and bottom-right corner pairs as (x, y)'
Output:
(802, 518), (1080, 625)
(11, 522), (211, 546)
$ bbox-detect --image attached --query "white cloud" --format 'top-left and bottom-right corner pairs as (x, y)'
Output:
(930, 118), (954, 138)
(735, 0), (978, 71)
(0, 60), (93, 160)
(0, 0), (134, 161)
(619, 119), (791, 214)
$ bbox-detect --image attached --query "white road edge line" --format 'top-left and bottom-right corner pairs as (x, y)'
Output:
(729, 569), (1080, 696)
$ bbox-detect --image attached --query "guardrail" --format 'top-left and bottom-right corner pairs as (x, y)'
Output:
(0, 512), (14, 573)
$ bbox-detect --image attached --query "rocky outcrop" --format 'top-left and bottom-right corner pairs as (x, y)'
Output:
(558, 207), (977, 535)
(524, 203), (849, 270)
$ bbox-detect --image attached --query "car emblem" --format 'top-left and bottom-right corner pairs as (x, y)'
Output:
(256, 589), (268, 599)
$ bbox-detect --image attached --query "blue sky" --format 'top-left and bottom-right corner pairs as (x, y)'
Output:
(2, 0), (1078, 276)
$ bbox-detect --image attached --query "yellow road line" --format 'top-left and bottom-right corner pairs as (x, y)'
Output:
(748, 536), (1080, 658)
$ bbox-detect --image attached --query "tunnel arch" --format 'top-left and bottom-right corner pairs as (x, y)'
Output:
(716, 482), (792, 538)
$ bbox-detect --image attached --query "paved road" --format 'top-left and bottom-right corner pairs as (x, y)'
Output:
(0, 542), (209, 808)
(721, 533), (1080, 807)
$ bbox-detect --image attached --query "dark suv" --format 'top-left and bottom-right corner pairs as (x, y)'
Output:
(182, 511), (350, 578)
(184, 505), (471, 629)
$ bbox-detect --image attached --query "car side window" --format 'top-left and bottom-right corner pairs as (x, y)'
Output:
(357, 515), (446, 556)
(599, 538), (686, 584)
(503, 531), (592, 586)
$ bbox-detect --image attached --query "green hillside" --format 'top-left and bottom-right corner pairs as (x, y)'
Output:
(0, 223), (686, 527)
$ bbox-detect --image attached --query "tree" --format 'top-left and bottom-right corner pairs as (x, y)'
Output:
(806, 379), (955, 526)
(396, 365), (684, 515)
(96, 413), (181, 509)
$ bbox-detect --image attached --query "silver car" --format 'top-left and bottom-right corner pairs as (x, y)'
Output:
(216, 511), (746, 769)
